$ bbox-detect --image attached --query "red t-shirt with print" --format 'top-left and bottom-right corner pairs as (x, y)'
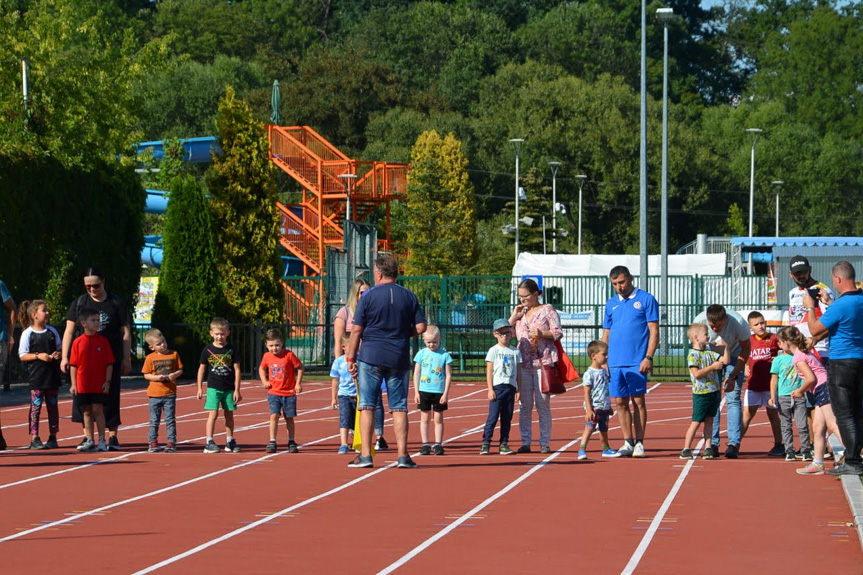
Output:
(747, 333), (779, 392)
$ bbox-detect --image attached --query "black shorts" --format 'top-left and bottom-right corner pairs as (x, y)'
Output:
(71, 365), (121, 427)
(76, 392), (107, 406)
(417, 391), (448, 412)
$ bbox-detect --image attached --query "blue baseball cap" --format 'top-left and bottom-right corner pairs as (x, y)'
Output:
(492, 318), (511, 332)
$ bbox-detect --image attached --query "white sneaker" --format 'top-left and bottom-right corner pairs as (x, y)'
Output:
(632, 442), (646, 458)
(96, 440), (108, 452)
(618, 443), (634, 457)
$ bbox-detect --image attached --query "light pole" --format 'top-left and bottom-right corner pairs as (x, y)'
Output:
(337, 173), (358, 223)
(574, 175), (587, 255)
(549, 161), (561, 253)
(657, 6), (675, 353)
(772, 180), (784, 237)
(510, 138), (525, 264)
(639, 0), (648, 285)
(746, 128), (762, 273)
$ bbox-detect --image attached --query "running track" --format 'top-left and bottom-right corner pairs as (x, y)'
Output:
(1, 381), (860, 574)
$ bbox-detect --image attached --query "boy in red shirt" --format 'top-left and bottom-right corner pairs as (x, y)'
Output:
(741, 311), (783, 456)
(69, 309), (115, 452)
(258, 328), (303, 453)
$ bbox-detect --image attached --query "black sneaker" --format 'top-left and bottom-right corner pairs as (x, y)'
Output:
(767, 444), (786, 457)
(397, 455), (418, 468)
(480, 443), (490, 455)
(802, 449), (814, 462)
(164, 442), (177, 453)
(375, 437), (389, 451)
(30, 437), (46, 450)
(725, 445), (739, 459)
(266, 441), (277, 453)
(77, 437), (88, 449)
(517, 445), (531, 454)
(709, 445), (721, 458)
(419, 444), (431, 455)
(795, 448), (804, 460)
(287, 441), (299, 453)
(107, 436), (120, 451)
(225, 439), (240, 453)
(702, 447), (715, 460)
(433, 444), (445, 456)
(785, 449), (797, 462)
(45, 436), (59, 449)
(540, 445), (552, 454)
(680, 448), (693, 459)
(203, 441), (220, 454)
(827, 463), (863, 476)
(348, 454), (373, 468)
(0, 432), (6, 450)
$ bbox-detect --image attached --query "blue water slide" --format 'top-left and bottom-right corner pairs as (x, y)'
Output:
(135, 137), (222, 164)
(145, 189), (168, 214)
(142, 235), (162, 267)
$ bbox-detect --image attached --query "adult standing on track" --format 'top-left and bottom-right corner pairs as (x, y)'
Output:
(509, 278), (562, 454)
(0, 277), (16, 449)
(806, 261), (863, 476)
(333, 278), (389, 450)
(602, 266), (658, 458)
(345, 255), (426, 469)
(788, 255), (833, 359)
(61, 266), (131, 451)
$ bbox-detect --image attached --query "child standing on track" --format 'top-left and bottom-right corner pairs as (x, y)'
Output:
(740, 311), (783, 456)
(681, 323), (728, 460)
(330, 335), (357, 454)
(69, 309), (115, 452)
(17, 300), (62, 450)
(777, 326), (843, 475)
(481, 319), (521, 455)
(577, 340), (620, 460)
(141, 328), (183, 453)
(197, 317), (242, 454)
(259, 328), (303, 454)
(412, 325), (453, 456)
(769, 349), (813, 461)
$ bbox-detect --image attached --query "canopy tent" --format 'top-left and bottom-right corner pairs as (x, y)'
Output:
(512, 252), (727, 277)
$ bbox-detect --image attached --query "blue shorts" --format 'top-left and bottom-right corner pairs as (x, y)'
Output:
(338, 395), (357, 429)
(586, 408), (613, 432)
(267, 394), (297, 418)
(812, 384), (830, 407)
(357, 361), (409, 412)
(609, 366), (647, 398)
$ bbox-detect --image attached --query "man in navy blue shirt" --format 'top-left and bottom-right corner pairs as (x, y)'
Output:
(602, 266), (659, 457)
(346, 255), (426, 469)
(806, 261), (863, 476)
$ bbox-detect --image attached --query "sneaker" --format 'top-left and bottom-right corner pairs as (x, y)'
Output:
(148, 441), (159, 453)
(796, 462), (825, 475)
(577, 449), (587, 460)
(802, 449), (814, 462)
(107, 436), (120, 451)
(702, 447), (715, 460)
(618, 443), (634, 457)
(540, 445), (552, 454)
(375, 437), (389, 451)
(602, 448), (622, 458)
(708, 445), (721, 459)
(824, 450), (834, 460)
(827, 463), (863, 476)
(76, 437), (88, 449)
(287, 441), (299, 454)
(30, 437), (46, 450)
(225, 439), (240, 453)
(724, 444), (739, 459)
(397, 455), (418, 469)
(45, 436), (59, 449)
(266, 441), (277, 454)
(517, 445), (532, 454)
(785, 449), (797, 462)
(337, 445), (349, 455)
(0, 432), (6, 450)
(835, 451), (846, 466)
(419, 444), (431, 456)
(480, 443), (490, 455)
(795, 448), (804, 460)
(767, 443), (786, 457)
(433, 444), (445, 456)
(77, 439), (96, 452)
(348, 454), (374, 468)
(203, 441), (220, 454)
(680, 448), (693, 459)
(97, 440), (108, 452)
(632, 442), (646, 458)
(499, 443), (513, 455)
(164, 442), (177, 453)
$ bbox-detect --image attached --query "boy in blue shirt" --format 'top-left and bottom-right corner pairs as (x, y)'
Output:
(412, 325), (453, 455)
(331, 336), (357, 454)
(769, 351), (813, 461)
(577, 340), (620, 460)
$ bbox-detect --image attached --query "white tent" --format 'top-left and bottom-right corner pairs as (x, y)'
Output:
(512, 253), (727, 277)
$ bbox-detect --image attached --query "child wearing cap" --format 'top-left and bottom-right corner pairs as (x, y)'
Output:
(481, 319), (522, 455)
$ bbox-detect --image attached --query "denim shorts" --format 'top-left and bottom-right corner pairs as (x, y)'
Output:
(268, 394), (297, 418)
(338, 395), (357, 429)
(357, 361), (409, 412)
(609, 366), (647, 397)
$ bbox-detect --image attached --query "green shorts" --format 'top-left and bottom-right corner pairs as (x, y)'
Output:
(205, 388), (236, 411)
(692, 391), (720, 423)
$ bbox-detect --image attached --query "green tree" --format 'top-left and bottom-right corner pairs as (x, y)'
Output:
(208, 86), (282, 323)
(405, 130), (477, 276)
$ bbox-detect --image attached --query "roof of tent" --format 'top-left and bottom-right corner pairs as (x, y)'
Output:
(730, 237), (863, 248)
(512, 253), (727, 276)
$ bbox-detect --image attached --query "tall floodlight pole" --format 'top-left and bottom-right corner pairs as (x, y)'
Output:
(574, 175), (587, 255)
(746, 128), (762, 273)
(337, 173), (358, 224)
(639, 0), (648, 285)
(510, 138), (524, 265)
(657, 6), (675, 356)
(772, 180), (784, 237)
(549, 161), (561, 253)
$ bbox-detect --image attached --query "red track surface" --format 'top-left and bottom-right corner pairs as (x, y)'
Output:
(1, 381), (861, 574)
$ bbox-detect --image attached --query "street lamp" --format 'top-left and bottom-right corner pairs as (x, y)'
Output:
(510, 138), (525, 264)
(746, 128), (762, 273)
(549, 161), (562, 253)
(772, 180), (784, 237)
(639, 0), (648, 285)
(657, 6), (675, 353)
(337, 173), (358, 223)
(574, 175), (587, 255)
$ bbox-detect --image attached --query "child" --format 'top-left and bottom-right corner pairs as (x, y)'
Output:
(141, 328), (183, 453)
(777, 326), (844, 475)
(740, 311), (783, 456)
(17, 300), (62, 449)
(412, 325), (453, 455)
(197, 317), (242, 453)
(577, 340), (620, 459)
(769, 349), (813, 461)
(69, 309), (114, 452)
(330, 335), (357, 454)
(258, 328), (303, 453)
(481, 319), (521, 455)
(682, 323), (728, 459)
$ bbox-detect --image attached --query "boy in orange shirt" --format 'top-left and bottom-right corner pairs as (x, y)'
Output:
(258, 328), (303, 453)
(69, 309), (114, 452)
(142, 328), (183, 453)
